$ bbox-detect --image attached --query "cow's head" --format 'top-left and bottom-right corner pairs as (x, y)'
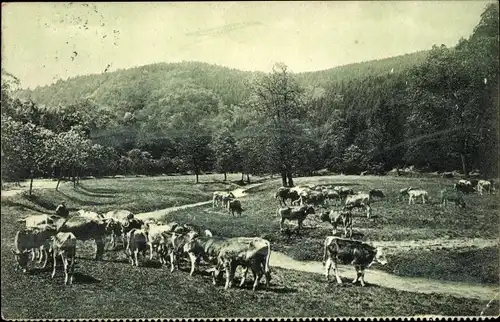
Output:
(319, 211), (330, 223)
(11, 249), (30, 271)
(306, 206), (316, 215)
(369, 189), (386, 198)
(373, 247), (388, 266)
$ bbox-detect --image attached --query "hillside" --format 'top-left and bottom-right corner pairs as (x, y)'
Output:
(14, 50), (429, 110)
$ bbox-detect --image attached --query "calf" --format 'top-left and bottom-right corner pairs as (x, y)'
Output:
(277, 205), (316, 231)
(228, 199), (243, 216)
(454, 180), (474, 194)
(440, 189), (466, 208)
(126, 228), (149, 266)
(408, 189), (429, 205)
(208, 237), (272, 291)
(320, 210), (353, 238)
(397, 187), (413, 202)
(50, 232), (77, 285)
(323, 236), (387, 286)
(12, 224), (57, 272)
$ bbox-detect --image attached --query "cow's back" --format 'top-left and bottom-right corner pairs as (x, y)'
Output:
(57, 216), (106, 240)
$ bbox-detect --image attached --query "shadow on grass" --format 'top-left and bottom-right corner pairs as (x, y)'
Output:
(58, 190), (115, 206)
(73, 272), (101, 284)
(74, 186), (116, 198)
(76, 184), (124, 194)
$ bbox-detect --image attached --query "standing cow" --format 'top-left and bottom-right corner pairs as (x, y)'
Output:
(320, 210), (353, 238)
(323, 236), (387, 286)
(277, 205), (316, 232)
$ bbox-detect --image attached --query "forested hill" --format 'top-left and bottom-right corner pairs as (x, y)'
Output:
(14, 50), (429, 109)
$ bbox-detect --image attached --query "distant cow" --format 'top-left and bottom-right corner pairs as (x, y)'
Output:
(333, 186), (355, 203)
(50, 232), (77, 285)
(397, 187), (413, 201)
(323, 236), (387, 286)
(297, 190), (326, 207)
(344, 192), (373, 218)
(221, 192), (236, 209)
(208, 237), (272, 291)
(408, 189), (429, 205)
(228, 199), (243, 216)
(454, 180), (475, 194)
(369, 189), (386, 199)
(212, 191), (225, 208)
(320, 210), (352, 238)
(277, 205), (316, 231)
(477, 180), (492, 195)
(275, 187), (300, 206)
(322, 189), (341, 206)
(440, 189), (466, 208)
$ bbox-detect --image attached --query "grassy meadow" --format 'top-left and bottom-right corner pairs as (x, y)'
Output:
(1, 174), (499, 318)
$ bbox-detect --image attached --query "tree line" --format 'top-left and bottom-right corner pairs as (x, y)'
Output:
(2, 3), (498, 191)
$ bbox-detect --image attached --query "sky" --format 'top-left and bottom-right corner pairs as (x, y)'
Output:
(1, 1), (494, 89)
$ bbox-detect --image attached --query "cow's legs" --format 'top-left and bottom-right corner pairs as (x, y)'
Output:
(69, 252), (75, 285)
(41, 247), (49, 269)
(408, 196), (412, 205)
(51, 251), (57, 279)
(134, 249), (139, 266)
(353, 265), (361, 284)
(240, 266), (249, 287)
(62, 253), (70, 285)
(169, 252), (176, 272)
(324, 257), (332, 281)
(280, 218), (286, 231)
(333, 261), (343, 284)
(188, 252), (197, 276)
(95, 238), (105, 260)
(149, 243), (154, 260)
(366, 205), (371, 218)
(422, 195), (426, 204)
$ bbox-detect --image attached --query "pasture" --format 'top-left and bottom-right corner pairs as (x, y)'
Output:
(1, 174), (499, 318)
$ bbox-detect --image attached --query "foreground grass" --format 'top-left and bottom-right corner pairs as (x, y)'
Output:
(378, 247), (500, 285)
(2, 173), (261, 215)
(1, 206), (497, 318)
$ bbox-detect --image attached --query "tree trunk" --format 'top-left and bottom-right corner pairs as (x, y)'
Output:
(246, 173), (250, 184)
(29, 171), (34, 196)
(56, 175), (62, 191)
(241, 172), (244, 181)
(286, 172), (294, 187)
(281, 172), (287, 187)
(460, 153), (469, 178)
(195, 170), (199, 184)
(224, 172), (227, 182)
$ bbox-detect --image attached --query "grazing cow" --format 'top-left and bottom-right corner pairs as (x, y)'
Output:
(277, 205), (316, 231)
(398, 187), (413, 201)
(369, 189), (386, 199)
(319, 210), (353, 238)
(168, 226), (202, 275)
(50, 232), (77, 285)
(142, 221), (179, 260)
(344, 192), (373, 218)
(408, 189), (429, 205)
(477, 180), (492, 195)
(208, 237), (272, 291)
(323, 236), (387, 287)
(454, 180), (475, 194)
(12, 224), (58, 272)
(440, 189), (466, 208)
(55, 203), (70, 218)
(56, 216), (109, 260)
(121, 218), (145, 242)
(126, 228), (149, 266)
(228, 199), (243, 216)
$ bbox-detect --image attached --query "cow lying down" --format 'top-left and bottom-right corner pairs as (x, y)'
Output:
(323, 236), (387, 287)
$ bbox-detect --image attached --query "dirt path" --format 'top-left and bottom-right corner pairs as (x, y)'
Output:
(135, 183), (264, 221)
(269, 252), (498, 301)
(1, 179), (60, 198)
(372, 238), (499, 252)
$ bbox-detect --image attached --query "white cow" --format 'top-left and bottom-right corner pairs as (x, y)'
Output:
(408, 189), (429, 204)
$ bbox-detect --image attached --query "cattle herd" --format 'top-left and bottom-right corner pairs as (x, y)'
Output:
(10, 178), (496, 292)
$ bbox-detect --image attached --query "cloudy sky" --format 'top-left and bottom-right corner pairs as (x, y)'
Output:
(1, 1), (493, 89)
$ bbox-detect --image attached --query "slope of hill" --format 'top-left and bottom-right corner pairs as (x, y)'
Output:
(14, 50), (429, 109)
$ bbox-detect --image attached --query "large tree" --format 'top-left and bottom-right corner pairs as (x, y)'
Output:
(250, 63), (306, 187)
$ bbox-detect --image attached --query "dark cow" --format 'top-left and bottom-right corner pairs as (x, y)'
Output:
(55, 203), (70, 218)
(228, 199), (243, 216)
(323, 236), (387, 286)
(277, 205), (316, 231)
(56, 216), (109, 260)
(319, 210), (353, 237)
(369, 189), (386, 199)
(440, 189), (466, 208)
(454, 180), (475, 194)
